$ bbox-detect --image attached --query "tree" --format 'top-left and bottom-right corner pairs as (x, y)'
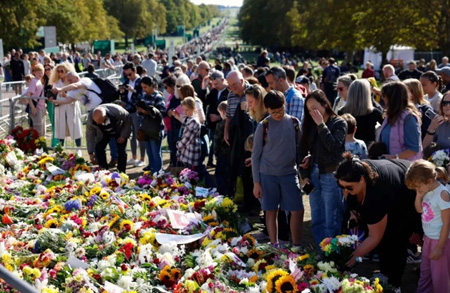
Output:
(0, 0), (46, 49)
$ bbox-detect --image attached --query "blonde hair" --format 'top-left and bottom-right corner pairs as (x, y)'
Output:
(49, 63), (75, 84)
(218, 100), (228, 113)
(181, 97), (196, 111)
(33, 64), (44, 73)
(405, 159), (437, 189)
(436, 167), (450, 184)
(245, 134), (254, 152)
(24, 74), (34, 82)
(404, 78), (429, 105)
(245, 84), (267, 122)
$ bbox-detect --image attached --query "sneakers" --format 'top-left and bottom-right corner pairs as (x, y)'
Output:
(407, 249), (421, 264)
(76, 149), (82, 157)
(127, 158), (136, 165)
(278, 239), (290, 247)
(134, 160), (145, 167)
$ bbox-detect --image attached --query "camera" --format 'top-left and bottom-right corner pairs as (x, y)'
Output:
(44, 85), (57, 99)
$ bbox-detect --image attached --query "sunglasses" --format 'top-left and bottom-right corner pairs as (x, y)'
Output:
(337, 87), (344, 91)
(337, 183), (353, 191)
(442, 100), (450, 106)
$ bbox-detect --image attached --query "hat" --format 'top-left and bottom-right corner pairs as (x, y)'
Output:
(437, 67), (450, 76)
(210, 70), (224, 80)
(296, 75), (310, 84)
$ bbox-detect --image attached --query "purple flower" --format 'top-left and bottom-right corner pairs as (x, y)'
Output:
(64, 198), (82, 211)
(111, 172), (120, 180)
(87, 195), (97, 207)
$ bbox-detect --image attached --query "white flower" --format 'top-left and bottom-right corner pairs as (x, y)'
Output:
(117, 275), (135, 291)
(322, 276), (341, 291)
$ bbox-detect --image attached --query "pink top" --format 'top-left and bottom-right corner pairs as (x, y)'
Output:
(28, 78), (45, 110)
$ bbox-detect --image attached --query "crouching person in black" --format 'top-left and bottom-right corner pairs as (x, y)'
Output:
(86, 104), (132, 173)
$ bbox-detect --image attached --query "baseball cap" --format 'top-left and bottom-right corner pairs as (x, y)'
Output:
(296, 75), (310, 84)
(436, 67), (450, 76)
(210, 70), (224, 80)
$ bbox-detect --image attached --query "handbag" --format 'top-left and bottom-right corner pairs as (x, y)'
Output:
(139, 105), (162, 140)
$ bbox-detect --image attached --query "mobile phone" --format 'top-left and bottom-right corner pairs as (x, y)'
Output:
(425, 109), (436, 120)
(302, 183), (315, 195)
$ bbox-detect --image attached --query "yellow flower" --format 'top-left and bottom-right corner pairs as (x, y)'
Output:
(266, 269), (289, 293)
(159, 266), (172, 283)
(120, 220), (134, 231)
(108, 215), (120, 228)
(275, 274), (298, 293)
(139, 193), (152, 201)
(42, 287), (59, 293)
(139, 230), (156, 245)
(90, 186), (102, 195)
(202, 214), (215, 222)
(38, 157), (54, 167)
(100, 190), (110, 200)
(44, 218), (60, 228)
(298, 254), (309, 262)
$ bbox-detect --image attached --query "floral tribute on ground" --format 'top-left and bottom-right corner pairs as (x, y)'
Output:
(0, 139), (383, 293)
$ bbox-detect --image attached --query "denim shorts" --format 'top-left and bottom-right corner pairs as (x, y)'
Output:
(260, 172), (304, 211)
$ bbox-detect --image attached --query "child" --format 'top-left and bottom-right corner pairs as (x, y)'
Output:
(177, 97), (201, 168)
(405, 159), (450, 292)
(341, 113), (368, 159)
(252, 90), (303, 247)
(214, 101), (232, 196)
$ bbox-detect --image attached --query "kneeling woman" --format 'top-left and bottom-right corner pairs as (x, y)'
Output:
(334, 153), (421, 288)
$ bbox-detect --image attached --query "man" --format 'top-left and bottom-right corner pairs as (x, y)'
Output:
(283, 65), (308, 97)
(10, 52), (24, 95)
(86, 104), (131, 173)
(202, 71), (229, 166)
(100, 53), (115, 70)
(265, 66), (304, 122)
(186, 60), (194, 77)
(192, 61), (210, 101)
(417, 58), (426, 72)
(242, 66), (254, 79)
(141, 52), (157, 77)
(224, 71), (247, 145)
(398, 60), (422, 80)
(371, 64), (400, 97)
(321, 57), (341, 105)
(361, 61), (375, 79)
(437, 67), (450, 94)
(38, 49), (46, 65)
(121, 62), (146, 167)
(438, 56), (449, 68)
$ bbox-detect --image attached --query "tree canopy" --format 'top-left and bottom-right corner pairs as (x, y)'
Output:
(0, 0), (220, 50)
(239, 0), (450, 57)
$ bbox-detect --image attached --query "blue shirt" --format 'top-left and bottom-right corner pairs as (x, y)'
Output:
(381, 114), (421, 153)
(284, 86), (305, 123)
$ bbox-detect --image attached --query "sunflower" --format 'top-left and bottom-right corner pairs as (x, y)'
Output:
(44, 218), (60, 228)
(243, 234), (256, 247)
(81, 165), (91, 173)
(108, 215), (120, 228)
(266, 269), (289, 293)
(90, 186), (102, 195)
(303, 264), (315, 277)
(275, 275), (298, 293)
(53, 174), (64, 181)
(100, 190), (110, 200)
(139, 193), (152, 201)
(247, 248), (263, 260)
(120, 220), (134, 232)
(170, 268), (181, 282)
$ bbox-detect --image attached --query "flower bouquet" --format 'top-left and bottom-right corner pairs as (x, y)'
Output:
(320, 234), (359, 270)
(428, 148), (450, 167)
(10, 126), (39, 154)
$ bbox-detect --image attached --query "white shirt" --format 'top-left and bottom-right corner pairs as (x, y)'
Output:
(141, 59), (157, 77)
(127, 76), (139, 101)
(23, 60), (31, 75)
(67, 77), (103, 111)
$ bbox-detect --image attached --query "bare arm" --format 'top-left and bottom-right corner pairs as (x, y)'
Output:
(55, 81), (86, 93)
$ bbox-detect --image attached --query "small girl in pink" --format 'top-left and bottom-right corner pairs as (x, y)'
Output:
(406, 159), (450, 293)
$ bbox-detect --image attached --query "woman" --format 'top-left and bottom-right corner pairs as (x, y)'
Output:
(173, 83), (205, 123)
(26, 64), (46, 137)
(423, 92), (450, 150)
(139, 76), (165, 173)
(339, 79), (384, 147)
(43, 63), (58, 147)
(427, 59), (438, 72)
(299, 89), (347, 247)
(164, 75), (182, 167)
(378, 81), (422, 161)
(333, 74), (356, 112)
(404, 78), (433, 140)
(50, 63), (83, 156)
(246, 84), (268, 123)
(420, 71), (443, 112)
(334, 153), (420, 289)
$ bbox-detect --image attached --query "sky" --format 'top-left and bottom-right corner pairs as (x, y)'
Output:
(190, 0), (242, 7)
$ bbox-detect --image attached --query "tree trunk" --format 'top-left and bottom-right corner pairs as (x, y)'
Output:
(345, 51), (354, 65)
(125, 33), (129, 50)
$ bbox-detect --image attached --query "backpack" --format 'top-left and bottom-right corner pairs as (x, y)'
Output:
(262, 116), (300, 164)
(324, 66), (339, 85)
(87, 78), (120, 103)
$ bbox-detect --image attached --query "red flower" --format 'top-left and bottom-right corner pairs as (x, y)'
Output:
(119, 242), (134, 259)
(2, 214), (12, 225)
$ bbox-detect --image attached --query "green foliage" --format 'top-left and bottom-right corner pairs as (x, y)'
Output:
(239, 0), (450, 56)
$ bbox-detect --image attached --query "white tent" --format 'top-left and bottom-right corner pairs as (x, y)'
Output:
(363, 45), (415, 71)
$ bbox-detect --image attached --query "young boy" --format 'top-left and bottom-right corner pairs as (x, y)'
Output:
(214, 101), (232, 197)
(252, 90), (303, 247)
(341, 113), (368, 159)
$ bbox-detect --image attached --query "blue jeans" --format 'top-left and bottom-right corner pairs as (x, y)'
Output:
(145, 138), (162, 173)
(309, 164), (345, 248)
(109, 138), (118, 160)
(215, 155), (231, 196)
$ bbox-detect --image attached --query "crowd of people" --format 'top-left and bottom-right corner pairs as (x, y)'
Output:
(3, 45), (450, 290)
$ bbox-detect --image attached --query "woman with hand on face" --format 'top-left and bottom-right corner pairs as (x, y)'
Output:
(299, 89), (347, 248)
(423, 92), (450, 151)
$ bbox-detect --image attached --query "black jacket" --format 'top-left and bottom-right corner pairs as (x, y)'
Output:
(120, 77), (142, 113)
(299, 116), (347, 178)
(203, 87), (229, 130)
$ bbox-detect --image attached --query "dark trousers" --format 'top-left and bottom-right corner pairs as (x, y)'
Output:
(242, 164), (259, 209)
(169, 128), (180, 167)
(208, 129), (215, 164)
(95, 135), (127, 173)
(215, 155), (232, 196)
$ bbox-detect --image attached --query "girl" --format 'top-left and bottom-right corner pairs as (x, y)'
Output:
(420, 71), (443, 113)
(176, 97), (201, 169)
(139, 76), (165, 173)
(405, 160), (450, 292)
(26, 64), (45, 137)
